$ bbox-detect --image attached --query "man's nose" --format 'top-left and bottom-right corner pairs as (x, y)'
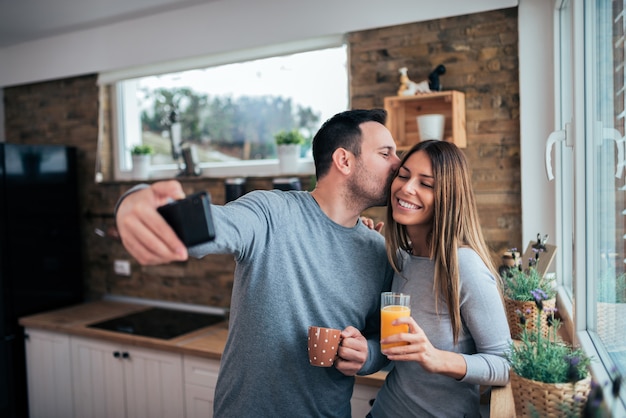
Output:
(391, 152), (401, 170)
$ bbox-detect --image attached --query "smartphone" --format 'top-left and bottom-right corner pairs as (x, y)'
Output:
(157, 191), (216, 247)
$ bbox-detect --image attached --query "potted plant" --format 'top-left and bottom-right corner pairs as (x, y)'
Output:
(501, 250), (557, 340)
(507, 289), (592, 417)
(130, 144), (154, 179)
(274, 129), (305, 173)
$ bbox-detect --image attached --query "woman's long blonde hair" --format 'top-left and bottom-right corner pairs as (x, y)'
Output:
(384, 140), (500, 344)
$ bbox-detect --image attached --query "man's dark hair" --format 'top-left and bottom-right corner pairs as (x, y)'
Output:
(312, 108), (387, 179)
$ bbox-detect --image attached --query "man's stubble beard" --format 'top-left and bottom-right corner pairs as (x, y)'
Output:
(346, 161), (394, 211)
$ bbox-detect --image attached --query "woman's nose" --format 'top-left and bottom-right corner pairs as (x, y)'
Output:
(400, 178), (416, 194)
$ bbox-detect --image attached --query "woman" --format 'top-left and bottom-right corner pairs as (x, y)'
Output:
(368, 140), (511, 418)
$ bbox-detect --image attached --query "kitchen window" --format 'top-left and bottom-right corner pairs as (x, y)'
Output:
(553, 0), (625, 411)
(101, 42), (348, 180)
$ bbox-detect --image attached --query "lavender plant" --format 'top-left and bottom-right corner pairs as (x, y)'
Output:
(502, 264), (557, 302)
(507, 289), (591, 384)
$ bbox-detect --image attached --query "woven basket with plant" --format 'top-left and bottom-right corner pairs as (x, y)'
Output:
(507, 289), (592, 417)
(501, 252), (556, 340)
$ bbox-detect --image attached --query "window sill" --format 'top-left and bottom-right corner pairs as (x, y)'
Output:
(109, 158), (315, 182)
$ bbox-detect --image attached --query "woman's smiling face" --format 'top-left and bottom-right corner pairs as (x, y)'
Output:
(390, 150), (435, 229)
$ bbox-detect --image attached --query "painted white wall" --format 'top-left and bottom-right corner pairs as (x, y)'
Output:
(0, 0), (516, 87)
(518, 0), (556, 251)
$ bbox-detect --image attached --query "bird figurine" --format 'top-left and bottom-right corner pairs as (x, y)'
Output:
(397, 67), (431, 96)
(428, 64), (446, 91)
(397, 64), (447, 96)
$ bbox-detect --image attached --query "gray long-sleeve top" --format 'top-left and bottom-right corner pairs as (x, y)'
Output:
(187, 190), (393, 417)
(369, 248), (511, 418)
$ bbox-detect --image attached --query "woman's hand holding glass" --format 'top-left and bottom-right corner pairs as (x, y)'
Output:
(380, 316), (467, 379)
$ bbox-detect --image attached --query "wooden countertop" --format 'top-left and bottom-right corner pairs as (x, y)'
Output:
(19, 300), (386, 386)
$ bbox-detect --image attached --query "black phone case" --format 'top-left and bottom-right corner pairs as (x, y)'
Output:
(157, 191), (216, 247)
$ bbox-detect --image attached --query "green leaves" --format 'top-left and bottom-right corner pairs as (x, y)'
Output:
(507, 288), (591, 384)
(502, 266), (556, 301)
(274, 129), (306, 145)
(509, 336), (590, 383)
(130, 144), (154, 155)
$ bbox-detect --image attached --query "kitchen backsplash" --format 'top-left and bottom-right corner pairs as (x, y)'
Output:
(88, 177), (315, 308)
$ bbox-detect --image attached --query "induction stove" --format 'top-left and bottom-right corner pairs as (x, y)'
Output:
(88, 307), (226, 340)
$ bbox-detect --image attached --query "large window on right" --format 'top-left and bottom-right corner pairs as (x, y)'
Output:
(555, 0), (625, 410)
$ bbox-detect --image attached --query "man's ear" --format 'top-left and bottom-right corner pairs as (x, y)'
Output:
(331, 148), (354, 174)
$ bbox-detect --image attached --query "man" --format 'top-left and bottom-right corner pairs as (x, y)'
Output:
(115, 109), (400, 417)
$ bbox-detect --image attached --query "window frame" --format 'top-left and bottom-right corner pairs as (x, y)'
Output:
(102, 37), (347, 181)
(554, 0), (626, 413)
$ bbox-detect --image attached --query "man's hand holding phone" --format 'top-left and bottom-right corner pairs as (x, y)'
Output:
(115, 180), (190, 265)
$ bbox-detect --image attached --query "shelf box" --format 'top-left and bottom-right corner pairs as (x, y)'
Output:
(384, 91), (466, 150)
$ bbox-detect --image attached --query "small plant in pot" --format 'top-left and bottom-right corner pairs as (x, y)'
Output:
(501, 251), (557, 340)
(274, 129), (305, 173)
(507, 289), (592, 417)
(130, 144), (154, 179)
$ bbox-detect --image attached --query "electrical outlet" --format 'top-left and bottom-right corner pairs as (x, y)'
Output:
(114, 259), (131, 276)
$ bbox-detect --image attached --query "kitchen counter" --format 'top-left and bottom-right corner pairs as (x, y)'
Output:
(18, 300), (386, 386)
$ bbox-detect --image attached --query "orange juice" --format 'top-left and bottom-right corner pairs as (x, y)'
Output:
(381, 305), (411, 350)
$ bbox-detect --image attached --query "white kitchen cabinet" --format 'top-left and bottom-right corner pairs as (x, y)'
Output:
(70, 336), (184, 418)
(351, 382), (380, 418)
(182, 353), (381, 418)
(24, 328), (74, 418)
(183, 355), (220, 418)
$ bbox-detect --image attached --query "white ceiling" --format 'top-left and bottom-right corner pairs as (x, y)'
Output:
(0, 0), (217, 48)
(0, 0), (518, 87)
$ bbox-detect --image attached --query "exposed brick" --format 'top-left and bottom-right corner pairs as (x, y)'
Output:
(348, 7), (521, 260)
(3, 7), (522, 307)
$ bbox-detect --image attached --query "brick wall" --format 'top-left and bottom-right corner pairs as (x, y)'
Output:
(351, 8), (521, 259)
(2, 7), (520, 307)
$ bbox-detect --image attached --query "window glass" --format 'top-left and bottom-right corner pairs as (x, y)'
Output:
(114, 45), (348, 178)
(555, 0), (625, 408)
(587, 0), (626, 383)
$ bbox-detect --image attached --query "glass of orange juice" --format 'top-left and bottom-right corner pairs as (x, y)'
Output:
(380, 292), (411, 351)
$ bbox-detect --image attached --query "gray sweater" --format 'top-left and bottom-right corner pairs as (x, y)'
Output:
(187, 190), (393, 417)
(369, 248), (511, 418)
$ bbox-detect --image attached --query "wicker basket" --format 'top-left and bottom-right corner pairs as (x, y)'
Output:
(504, 297), (556, 340)
(510, 370), (591, 417)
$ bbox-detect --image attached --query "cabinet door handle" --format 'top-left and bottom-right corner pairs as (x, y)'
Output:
(113, 351), (121, 358)
(122, 352), (130, 359)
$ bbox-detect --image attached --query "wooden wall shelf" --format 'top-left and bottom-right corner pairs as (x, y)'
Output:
(384, 91), (467, 150)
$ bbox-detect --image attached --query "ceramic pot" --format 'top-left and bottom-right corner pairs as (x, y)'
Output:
(277, 144), (300, 173)
(131, 154), (151, 179)
(416, 114), (445, 141)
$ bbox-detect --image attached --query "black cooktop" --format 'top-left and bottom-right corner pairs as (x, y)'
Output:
(88, 307), (226, 340)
